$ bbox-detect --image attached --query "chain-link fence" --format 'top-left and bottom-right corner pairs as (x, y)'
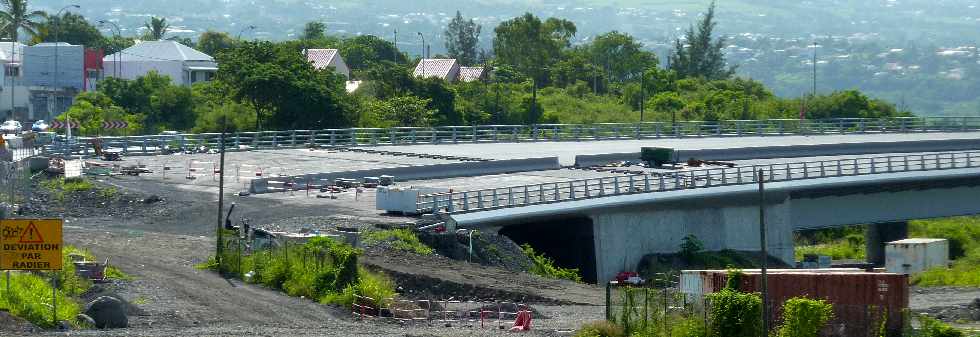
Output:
(0, 161), (32, 218)
(606, 282), (912, 337)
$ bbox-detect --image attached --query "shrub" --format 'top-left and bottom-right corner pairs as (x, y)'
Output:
(363, 229), (434, 255)
(522, 244), (582, 282)
(918, 315), (965, 337)
(680, 235), (704, 261)
(777, 297), (834, 337)
(706, 288), (762, 337)
(574, 320), (625, 337)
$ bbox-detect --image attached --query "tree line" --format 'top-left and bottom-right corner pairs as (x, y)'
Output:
(0, 0), (908, 135)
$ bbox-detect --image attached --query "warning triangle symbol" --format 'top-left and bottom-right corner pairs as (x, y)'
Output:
(18, 222), (45, 243)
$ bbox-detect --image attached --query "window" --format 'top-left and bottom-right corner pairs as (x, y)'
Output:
(4, 65), (19, 77)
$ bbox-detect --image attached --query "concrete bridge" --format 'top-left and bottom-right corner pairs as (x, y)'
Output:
(436, 152), (980, 283)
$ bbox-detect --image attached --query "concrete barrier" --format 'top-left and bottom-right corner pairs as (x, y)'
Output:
(573, 138), (980, 167)
(250, 157), (561, 194)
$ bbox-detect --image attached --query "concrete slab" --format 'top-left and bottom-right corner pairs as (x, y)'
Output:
(364, 132), (980, 165)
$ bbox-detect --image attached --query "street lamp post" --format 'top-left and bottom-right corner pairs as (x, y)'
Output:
(52, 5), (81, 120)
(417, 32), (425, 77)
(236, 25), (256, 40)
(97, 20), (121, 78)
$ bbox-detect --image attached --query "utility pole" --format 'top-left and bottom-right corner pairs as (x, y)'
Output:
(216, 116), (228, 271)
(640, 71), (645, 122)
(812, 41), (818, 97)
(758, 169), (770, 337)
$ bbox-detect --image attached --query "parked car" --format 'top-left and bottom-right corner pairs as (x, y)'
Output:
(31, 120), (49, 132)
(1, 120), (21, 134)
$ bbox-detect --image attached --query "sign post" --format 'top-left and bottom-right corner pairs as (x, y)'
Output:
(0, 219), (64, 324)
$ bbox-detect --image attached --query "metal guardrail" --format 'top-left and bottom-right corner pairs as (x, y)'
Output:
(416, 151), (980, 214)
(41, 117), (980, 157)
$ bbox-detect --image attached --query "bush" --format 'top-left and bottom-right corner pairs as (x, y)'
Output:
(918, 315), (965, 337)
(363, 229), (434, 255)
(707, 288), (762, 337)
(574, 320), (625, 337)
(522, 244), (582, 282)
(777, 297), (834, 337)
(680, 235), (704, 261)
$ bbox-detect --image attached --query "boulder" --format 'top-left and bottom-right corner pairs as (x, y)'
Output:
(84, 296), (128, 329)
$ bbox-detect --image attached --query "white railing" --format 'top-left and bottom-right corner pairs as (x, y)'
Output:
(41, 117), (980, 157)
(416, 151), (980, 214)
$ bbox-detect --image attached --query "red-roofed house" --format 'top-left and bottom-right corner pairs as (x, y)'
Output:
(414, 59), (460, 81)
(304, 49), (350, 79)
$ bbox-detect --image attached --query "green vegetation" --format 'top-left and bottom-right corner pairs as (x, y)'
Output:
(573, 320), (624, 337)
(917, 316), (967, 337)
(104, 266), (134, 281)
(0, 245), (122, 329)
(794, 225), (866, 261)
(0, 272), (81, 329)
(776, 298), (835, 337)
(363, 229), (434, 255)
(27, 2), (904, 137)
(41, 177), (94, 202)
(521, 244), (582, 282)
(211, 236), (397, 308)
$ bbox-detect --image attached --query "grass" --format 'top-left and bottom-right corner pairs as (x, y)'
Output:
(0, 245), (109, 329)
(41, 177), (94, 202)
(794, 225), (866, 261)
(104, 266), (135, 281)
(363, 229), (434, 255)
(210, 236), (398, 309)
(0, 272), (81, 329)
(522, 244), (582, 282)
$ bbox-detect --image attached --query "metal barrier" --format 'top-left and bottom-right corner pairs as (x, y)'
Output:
(40, 117), (980, 157)
(417, 151), (980, 214)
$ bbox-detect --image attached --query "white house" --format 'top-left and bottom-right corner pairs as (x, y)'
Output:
(0, 42), (31, 121)
(304, 49), (350, 79)
(103, 40), (217, 86)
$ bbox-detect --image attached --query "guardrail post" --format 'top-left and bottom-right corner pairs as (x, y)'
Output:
(477, 191), (484, 209)
(737, 167), (743, 183)
(635, 124), (641, 139)
(524, 186), (530, 204)
(721, 169), (727, 184)
(329, 130), (337, 146)
(570, 182), (577, 199)
(887, 157), (893, 172)
(452, 128), (458, 143)
(820, 161), (826, 177)
(674, 174), (681, 188)
(492, 189), (499, 207)
(508, 187), (515, 206)
(951, 153), (958, 169)
(585, 180), (591, 197)
(803, 163), (809, 178)
(871, 158), (877, 174)
(448, 194), (455, 213)
(644, 175), (650, 191)
(614, 176), (620, 194)
(968, 152), (973, 168)
(658, 175), (665, 190)
(473, 127), (479, 143)
(655, 124), (662, 138)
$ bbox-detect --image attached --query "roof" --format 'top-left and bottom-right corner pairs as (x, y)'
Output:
(304, 49), (339, 70)
(888, 238), (947, 244)
(414, 59), (458, 79)
(458, 66), (486, 82)
(0, 42), (25, 63)
(104, 40), (214, 62)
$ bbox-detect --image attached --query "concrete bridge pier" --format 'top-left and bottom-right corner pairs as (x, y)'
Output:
(865, 221), (909, 266)
(589, 192), (796, 284)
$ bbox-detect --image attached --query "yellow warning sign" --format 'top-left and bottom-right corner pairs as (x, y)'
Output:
(0, 219), (63, 270)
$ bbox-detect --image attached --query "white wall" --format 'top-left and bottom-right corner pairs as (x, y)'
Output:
(102, 60), (186, 85)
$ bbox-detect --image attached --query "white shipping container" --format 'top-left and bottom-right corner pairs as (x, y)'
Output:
(885, 238), (949, 274)
(376, 186), (449, 214)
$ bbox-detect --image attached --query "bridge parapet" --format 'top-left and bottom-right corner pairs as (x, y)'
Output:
(418, 151), (980, 214)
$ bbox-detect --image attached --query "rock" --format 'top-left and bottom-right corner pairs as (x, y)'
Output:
(56, 320), (73, 331)
(142, 195), (163, 204)
(85, 296), (129, 329)
(76, 313), (96, 327)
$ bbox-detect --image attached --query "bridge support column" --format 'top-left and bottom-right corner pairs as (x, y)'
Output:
(865, 221), (908, 266)
(589, 197), (796, 284)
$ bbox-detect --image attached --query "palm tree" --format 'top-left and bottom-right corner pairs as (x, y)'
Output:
(0, 0), (47, 42)
(144, 16), (169, 40)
